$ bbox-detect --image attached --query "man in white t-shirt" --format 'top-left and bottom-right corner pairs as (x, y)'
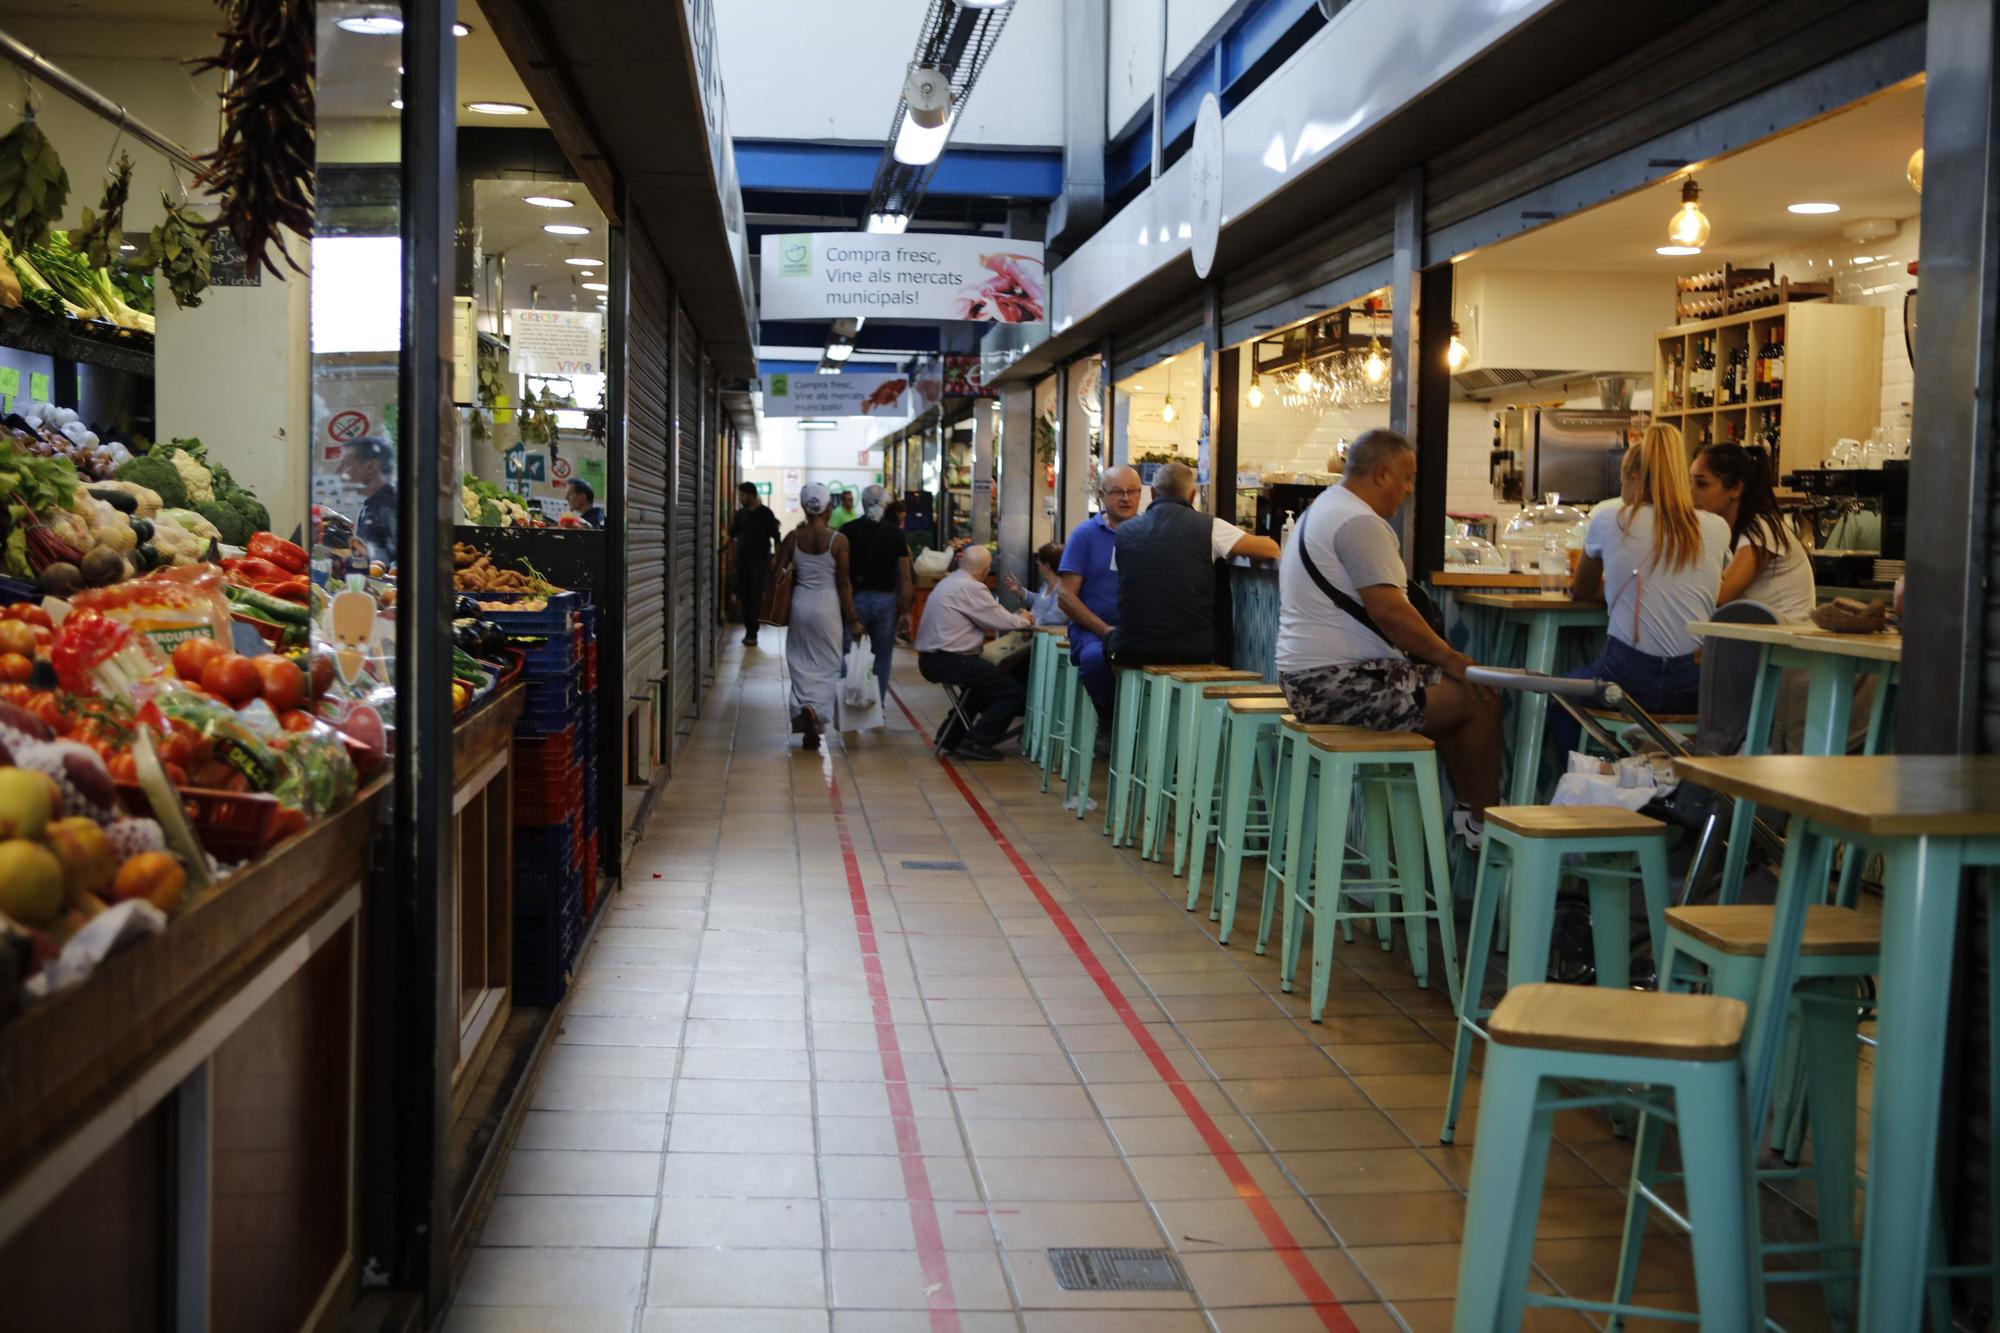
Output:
(1107, 462), (1279, 666)
(1275, 428), (1501, 832)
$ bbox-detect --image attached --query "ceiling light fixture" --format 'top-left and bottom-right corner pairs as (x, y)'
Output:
(119, 242), (135, 252)
(1161, 394), (1177, 424)
(1656, 244), (1701, 257)
(825, 338), (855, 363)
(580, 281), (609, 292)
(335, 17), (470, 36)
(1295, 366), (1316, 394)
(1362, 338), (1388, 385)
(565, 256), (604, 267)
(1667, 177), (1711, 249)
(799, 419), (838, 431)
(523, 195), (574, 209)
(544, 223), (589, 237)
(1246, 373), (1263, 409)
(1907, 149), (1924, 195)
(466, 102), (531, 116)
(1447, 322), (1469, 373)
(453, 22), (472, 36)
(893, 111), (955, 166)
(1787, 201), (1841, 215)
(866, 212), (910, 234)
(389, 98), (404, 111)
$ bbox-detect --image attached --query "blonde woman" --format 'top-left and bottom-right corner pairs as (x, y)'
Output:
(1560, 423), (1730, 746)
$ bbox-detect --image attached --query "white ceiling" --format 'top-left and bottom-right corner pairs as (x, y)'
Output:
(1461, 79), (1926, 277)
(474, 177), (609, 318)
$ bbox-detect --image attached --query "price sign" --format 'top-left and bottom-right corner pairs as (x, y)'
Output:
(29, 372), (49, 402)
(0, 367), (18, 404)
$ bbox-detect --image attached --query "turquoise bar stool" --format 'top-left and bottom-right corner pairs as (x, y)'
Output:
(1190, 694), (1291, 934)
(1280, 727), (1461, 1022)
(1103, 667), (1146, 841)
(1041, 646), (1078, 795)
(1022, 626), (1065, 770)
(1060, 662), (1100, 817)
(1260, 716), (1355, 958)
(1440, 805), (1671, 1144)
(1609, 903), (1887, 1330)
(1169, 677), (1277, 881)
(1453, 984), (1761, 1333)
(1140, 666), (1257, 861)
(1107, 663), (1219, 847)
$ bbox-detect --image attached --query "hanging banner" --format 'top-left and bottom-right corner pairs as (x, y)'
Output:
(764, 371), (911, 418)
(759, 233), (1047, 323)
(509, 309), (603, 376)
(941, 354), (997, 399)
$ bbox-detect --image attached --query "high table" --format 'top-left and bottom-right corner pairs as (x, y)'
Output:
(1686, 620), (1902, 900)
(1670, 754), (2000, 1331)
(1454, 593), (1607, 806)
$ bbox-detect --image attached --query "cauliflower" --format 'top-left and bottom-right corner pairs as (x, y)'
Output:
(151, 522), (201, 565)
(165, 450), (214, 506)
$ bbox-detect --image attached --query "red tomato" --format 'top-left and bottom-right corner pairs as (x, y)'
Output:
(201, 654), (262, 707)
(5, 604), (51, 630)
(27, 693), (63, 730)
(252, 654), (305, 712)
(190, 759), (234, 789)
(172, 637), (227, 682)
(309, 654), (333, 701)
(0, 620), (35, 657)
(278, 708), (316, 733)
(107, 752), (139, 782)
(30, 624), (50, 649)
(163, 763), (189, 787)
(0, 653), (32, 682)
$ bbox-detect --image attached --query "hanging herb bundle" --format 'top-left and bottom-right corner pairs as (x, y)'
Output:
(134, 192), (211, 309)
(0, 116), (70, 253)
(517, 389), (563, 449)
(73, 151), (134, 270)
(190, 0), (315, 279)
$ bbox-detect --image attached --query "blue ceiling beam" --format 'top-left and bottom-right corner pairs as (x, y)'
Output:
(734, 140), (1063, 199)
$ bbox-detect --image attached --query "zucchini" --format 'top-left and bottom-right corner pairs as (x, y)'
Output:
(225, 582), (310, 625)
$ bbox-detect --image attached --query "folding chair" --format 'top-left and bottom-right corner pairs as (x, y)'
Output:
(934, 681), (978, 757)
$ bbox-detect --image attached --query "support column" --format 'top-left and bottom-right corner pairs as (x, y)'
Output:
(971, 397), (996, 546)
(998, 384), (1034, 587)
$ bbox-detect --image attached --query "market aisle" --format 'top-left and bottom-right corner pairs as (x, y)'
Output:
(443, 635), (1837, 1333)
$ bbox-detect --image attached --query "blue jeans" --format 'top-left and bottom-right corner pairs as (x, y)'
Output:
(852, 590), (899, 703)
(1550, 635), (1701, 754)
(1069, 627), (1114, 722)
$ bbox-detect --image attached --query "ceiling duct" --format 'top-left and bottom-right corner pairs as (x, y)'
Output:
(861, 0), (1014, 232)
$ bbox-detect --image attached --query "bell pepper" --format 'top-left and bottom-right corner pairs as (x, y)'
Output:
(248, 532), (308, 574)
(223, 555), (288, 583)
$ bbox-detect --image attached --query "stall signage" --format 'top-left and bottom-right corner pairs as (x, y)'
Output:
(759, 232), (1047, 324)
(941, 354), (996, 399)
(764, 371), (910, 418)
(0, 367), (17, 404)
(509, 309), (603, 376)
(1188, 93), (1224, 279)
(578, 455), (607, 497)
(28, 372), (49, 402)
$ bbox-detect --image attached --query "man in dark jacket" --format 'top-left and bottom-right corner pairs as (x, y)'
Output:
(1108, 462), (1278, 666)
(727, 481), (781, 647)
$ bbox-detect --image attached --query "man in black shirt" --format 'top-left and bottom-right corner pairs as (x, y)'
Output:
(338, 436), (398, 568)
(726, 481), (782, 647)
(838, 484), (912, 706)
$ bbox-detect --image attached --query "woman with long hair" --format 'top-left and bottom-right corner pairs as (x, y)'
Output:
(1688, 442), (1816, 621)
(775, 483), (863, 749)
(1563, 423), (1731, 739)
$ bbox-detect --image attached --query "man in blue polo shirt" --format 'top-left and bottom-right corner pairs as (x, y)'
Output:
(1057, 465), (1142, 734)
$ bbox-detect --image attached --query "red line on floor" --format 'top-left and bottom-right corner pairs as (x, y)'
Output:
(890, 689), (1360, 1332)
(820, 751), (962, 1331)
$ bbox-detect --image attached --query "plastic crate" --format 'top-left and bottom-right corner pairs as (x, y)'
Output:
(513, 896), (579, 1005)
(517, 677), (583, 735)
(584, 640), (599, 691)
(478, 589), (582, 635)
(581, 831), (601, 917)
(115, 782), (285, 863)
(515, 755), (581, 825)
(512, 633), (576, 675)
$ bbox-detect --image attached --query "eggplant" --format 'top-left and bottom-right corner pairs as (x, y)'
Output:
(454, 595), (482, 618)
(88, 487), (137, 514)
(131, 543), (159, 572)
(451, 620), (484, 652)
(130, 517), (153, 543)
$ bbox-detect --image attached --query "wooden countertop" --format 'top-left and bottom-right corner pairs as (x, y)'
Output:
(1431, 571), (1544, 589)
(1685, 619), (1902, 662)
(1672, 755), (2000, 837)
(1454, 593), (1607, 612)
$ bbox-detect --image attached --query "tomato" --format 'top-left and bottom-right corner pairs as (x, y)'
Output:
(0, 653), (33, 683)
(309, 654), (333, 701)
(201, 654), (262, 707)
(163, 763), (189, 787)
(252, 654), (305, 712)
(172, 637), (227, 682)
(27, 693), (63, 730)
(278, 708), (316, 733)
(4, 604), (51, 631)
(0, 620), (35, 657)
(107, 752), (139, 782)
(221, 772), (251, 794)
(190, 759), (234, 789)
(30, 624), (50, 649)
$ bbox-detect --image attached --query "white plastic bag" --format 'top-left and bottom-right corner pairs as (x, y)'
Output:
(912, 547), (953, 586)
(1550, 751), (1677, 812)
(842, 643), (878, 711)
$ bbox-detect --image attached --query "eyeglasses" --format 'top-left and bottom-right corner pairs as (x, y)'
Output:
(1103, 487), (1142, 499)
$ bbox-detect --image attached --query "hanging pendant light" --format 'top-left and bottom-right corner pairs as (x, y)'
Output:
(1362, 338), (1388, 385)
(1161, 393), (1177, 424)
(1446, 323), (1469, 373)
(1907, 148), (1925, 194)
(1246, 373), (1263, 409)
(1667, 177), (1711, 250)
(1295, 365), (1317, 395)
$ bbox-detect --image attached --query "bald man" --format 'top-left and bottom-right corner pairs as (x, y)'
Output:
(1058, 466), (1142, 732)
(915, 546), (1034, 759)
(1108, 462), (1279, 667)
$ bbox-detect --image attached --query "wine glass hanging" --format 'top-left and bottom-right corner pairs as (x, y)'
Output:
(1275, 347), (1392, 412)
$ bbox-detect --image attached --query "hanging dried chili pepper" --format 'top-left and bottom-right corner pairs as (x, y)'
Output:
(190, 0), (315, 280)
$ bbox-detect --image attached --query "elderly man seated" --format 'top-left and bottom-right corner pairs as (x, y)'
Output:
(915, 546), (1034, 760)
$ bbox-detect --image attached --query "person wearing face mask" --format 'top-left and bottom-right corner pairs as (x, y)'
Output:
(838, 484), (912, 707)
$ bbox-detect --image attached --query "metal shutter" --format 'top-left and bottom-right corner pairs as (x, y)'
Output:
(670, 305), (700, 750)
(700, 356), (719, 687)
(624, 233), (670, 711)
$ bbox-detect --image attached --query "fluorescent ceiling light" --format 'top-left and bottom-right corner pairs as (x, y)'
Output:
(581, 281), (609, 292)
(816, 366), (842, 374)
(466, 102), (531, 116)
(799, 419), (838, 430)
(867, 212), (909, 234)
(825, 341), (854, 362)
(453, 21), (471, 36)
(565, 256), (604, 267)
(578, 270), (597, 278)
(544, 223), (589, 236)
(893, 111), (954, 166)
(1656, 245), (1702, 256)
(1788, 202), (1840, 214)
(523, 195), (573, 209)
(334, 16), (470, 36)
(389, 98), (404, 110)
(954, 0), (1014, 7)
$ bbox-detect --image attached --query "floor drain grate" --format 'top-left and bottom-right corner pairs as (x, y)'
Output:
(900, 859), (966, 871)
(1046, 1247), (1187, 1292)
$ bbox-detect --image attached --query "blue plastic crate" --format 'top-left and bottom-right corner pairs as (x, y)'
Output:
(512, 634), (576, 675)
(513, 907), (579, 1005)
(479, 589), (582, 635)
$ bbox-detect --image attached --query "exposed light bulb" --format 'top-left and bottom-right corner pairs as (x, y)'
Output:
(1907, 148), (1924, 194)
(1246, 376), (1263, 409)
(1447, 324), (1469, 372)
(1362, 340), (1387, 385)
(1161, 395), (1177, 424)
(1667, 177), (1711, 249)
(1295, 367), (1316, 394)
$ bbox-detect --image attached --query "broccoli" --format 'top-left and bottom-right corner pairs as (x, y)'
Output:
(196, 500), (253, 546)
(223, 489), (269, 533)
(113, 454), (187, 509)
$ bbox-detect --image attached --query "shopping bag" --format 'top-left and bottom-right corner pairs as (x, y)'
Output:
(842, 643), (877, 710)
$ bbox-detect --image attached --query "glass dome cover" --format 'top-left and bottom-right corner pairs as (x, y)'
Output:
(1442, 523), (1509, 571)
(1500, 492), (1591, 554)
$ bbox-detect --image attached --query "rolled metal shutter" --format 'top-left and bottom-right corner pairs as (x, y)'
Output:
(670, 305), (700, 750)
(700, 355), (719, 687)
(624, 233), (670, 711)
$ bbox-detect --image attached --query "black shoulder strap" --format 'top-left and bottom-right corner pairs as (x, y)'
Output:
(1295, 525), (1390, 644)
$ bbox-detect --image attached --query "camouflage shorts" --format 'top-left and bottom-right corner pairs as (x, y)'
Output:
(1278, 658), (1442, 734)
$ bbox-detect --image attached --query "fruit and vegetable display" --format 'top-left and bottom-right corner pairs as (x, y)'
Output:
(452, 542), (562, 596)
(460, 475), (539, 528)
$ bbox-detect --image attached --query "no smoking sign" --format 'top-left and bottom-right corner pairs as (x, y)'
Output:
(327, 409), (370, 443)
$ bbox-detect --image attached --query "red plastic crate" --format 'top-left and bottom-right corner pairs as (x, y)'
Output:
(584, 641), (599, 691)
(581, 831), (601, 916)
(116, 782), (284, 863)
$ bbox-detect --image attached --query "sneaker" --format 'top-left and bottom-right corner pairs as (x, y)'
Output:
(954, 742), (1003, 761)
(1452, 807), (1486, 851)
(742, 634), (758, 647)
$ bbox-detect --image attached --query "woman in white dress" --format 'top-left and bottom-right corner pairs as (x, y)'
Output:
(777, 483), (863, 750)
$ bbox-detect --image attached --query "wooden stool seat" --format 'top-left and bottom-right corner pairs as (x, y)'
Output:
(1665, 904), (1881, 957)
(1033, 624), (1069, 636)
(1307, 729), (1434, 754)
(1281, 715), (1371, 735)
(1141, 662), (1224, 675)
(1483, 805), (1665, 838)
(1202, 682), (1283, 699)
(1227, 696), (1294, 715)
(1489, 984), (1745, 1062)
(1587, 705), (1696, 725)
(1168, 667), (1259, 683)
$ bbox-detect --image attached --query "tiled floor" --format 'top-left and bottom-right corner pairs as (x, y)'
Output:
(444, 637), (1843, 1332)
